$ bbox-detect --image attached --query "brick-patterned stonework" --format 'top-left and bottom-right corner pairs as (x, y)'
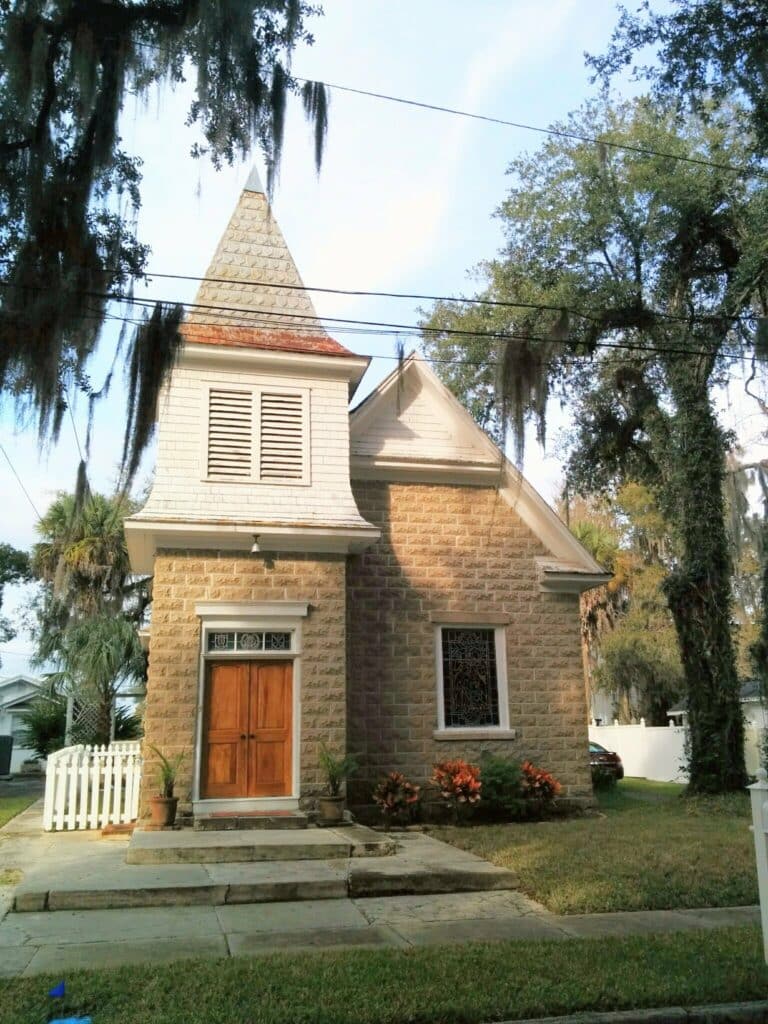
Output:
(346, 481), (592, 805)
(141, 550), (346, 815)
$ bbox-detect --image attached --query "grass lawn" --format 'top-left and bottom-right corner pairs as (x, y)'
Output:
(0, 794), (38, 830)
(432, 778), (757, 914)
(1, 926), (766, 1024)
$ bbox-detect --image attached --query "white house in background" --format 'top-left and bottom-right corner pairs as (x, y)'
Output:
(0, 674), (41, 773)
(667, 680), (767, 730)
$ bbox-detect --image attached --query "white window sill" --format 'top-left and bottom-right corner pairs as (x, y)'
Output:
(433, 728), (517, 741)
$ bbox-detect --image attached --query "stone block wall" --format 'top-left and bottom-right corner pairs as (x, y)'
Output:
(141, 549), (346, 815)
(346, 481), (592, 806)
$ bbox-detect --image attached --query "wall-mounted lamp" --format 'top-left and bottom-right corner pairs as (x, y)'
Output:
(250, 535), (260, 553)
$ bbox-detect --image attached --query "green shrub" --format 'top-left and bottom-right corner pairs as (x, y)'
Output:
(479, 752), (524, 819)
(19, 697), (142, 758)
(18, 693), (67, 758)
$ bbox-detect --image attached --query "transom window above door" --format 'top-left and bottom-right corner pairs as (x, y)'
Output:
(204, 384), (310, 484)
(436, 626), (510, 731)
(206, 630), (293, 654)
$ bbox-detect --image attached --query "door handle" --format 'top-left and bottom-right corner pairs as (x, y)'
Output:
(240, 734), (246, 740)
(249, 733), (255, 739)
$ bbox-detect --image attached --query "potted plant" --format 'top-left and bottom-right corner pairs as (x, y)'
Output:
(148, 745), (185, 827)
(317, 743), (358, 823)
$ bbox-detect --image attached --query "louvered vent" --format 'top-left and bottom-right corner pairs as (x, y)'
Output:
(260, 392), (305, 480)
(207, 389), (253, 478)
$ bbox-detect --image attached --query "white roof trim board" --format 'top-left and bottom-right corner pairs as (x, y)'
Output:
(350, 353), (610, 591)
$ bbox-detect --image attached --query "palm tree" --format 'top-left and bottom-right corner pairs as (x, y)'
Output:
(30, 490), (150, 742)
(58, 616), (146, 744)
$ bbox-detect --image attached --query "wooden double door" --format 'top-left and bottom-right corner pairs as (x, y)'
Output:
(202, 660), (293, 799)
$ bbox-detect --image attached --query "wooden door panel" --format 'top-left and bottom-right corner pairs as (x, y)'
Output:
(202, 662), (248, 799)
(248, 662), (292, 796)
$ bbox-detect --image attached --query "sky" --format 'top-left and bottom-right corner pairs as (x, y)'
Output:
(3, 0), (763, 677)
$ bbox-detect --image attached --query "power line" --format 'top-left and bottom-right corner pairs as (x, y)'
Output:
(0, 442), (42, 521)
(63, 387), (85, 462)
(44, 285), (749, 359)
(0, 276), (751, 360)
(94, 299), (749, 367)
(297, 77), (761, 179)
(103, 289), (737, 360)
(129, 269), (759, 328)
(0, 259), (756, 328)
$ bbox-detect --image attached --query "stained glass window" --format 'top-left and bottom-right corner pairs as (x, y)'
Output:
(441, 628), (500, 728)
(206, 631), (292, 653)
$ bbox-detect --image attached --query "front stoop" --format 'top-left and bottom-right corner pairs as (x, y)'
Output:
(194, 812), (309, 831)
(126, 824), (394, 865)
(12, 831), (519, 913)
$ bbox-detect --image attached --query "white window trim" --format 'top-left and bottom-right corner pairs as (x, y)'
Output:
(434, 624), (511, 734)
(199, 381), (311, 486)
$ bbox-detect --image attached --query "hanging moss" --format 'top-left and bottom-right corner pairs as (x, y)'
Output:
(121, 302), (184, 487)
(0, 1), (328, 468)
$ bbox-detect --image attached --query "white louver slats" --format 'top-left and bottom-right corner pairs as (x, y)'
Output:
(207, 389), (253, 478)
(260, 392), (305, 480)
(204, 385), (308, 483)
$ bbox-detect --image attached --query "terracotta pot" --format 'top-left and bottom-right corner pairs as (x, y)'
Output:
(318, 794), (345, 823)
(149, 796), (178, 828)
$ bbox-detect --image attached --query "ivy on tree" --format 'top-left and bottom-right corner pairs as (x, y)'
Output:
(422, 97), (768, 793)
(0, 1), (328, 484)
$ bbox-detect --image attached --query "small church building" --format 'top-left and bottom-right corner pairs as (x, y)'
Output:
(125, 170), (609, 818)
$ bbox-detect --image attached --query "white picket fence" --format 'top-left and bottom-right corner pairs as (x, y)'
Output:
(750, 769), (768, 963)
(43, 741), (142, 831)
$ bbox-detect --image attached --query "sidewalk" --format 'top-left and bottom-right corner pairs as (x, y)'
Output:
(0, 889), (759, 978)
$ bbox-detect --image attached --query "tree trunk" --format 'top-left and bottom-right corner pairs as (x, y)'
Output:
(663, 367), (746, 793)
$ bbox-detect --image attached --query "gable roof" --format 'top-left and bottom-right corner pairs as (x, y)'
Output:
(350, 354), (611, 592)
(0, 674), (42, 709)
(183, 168), (351, 357)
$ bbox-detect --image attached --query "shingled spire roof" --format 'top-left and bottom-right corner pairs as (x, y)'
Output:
(182, 169), (352, 357)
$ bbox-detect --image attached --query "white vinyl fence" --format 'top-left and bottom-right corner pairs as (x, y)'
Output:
(589, 721), (687, 782)
(590, 720), (766, 783)
(750, 769), (768, 964)
(43, 741), (142, 831)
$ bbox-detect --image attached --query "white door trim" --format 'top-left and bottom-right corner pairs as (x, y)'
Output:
(194, 606), (304, 808)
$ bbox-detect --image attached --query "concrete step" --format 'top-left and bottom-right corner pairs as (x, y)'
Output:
(13, 857), (519, 913)
(194, 812), (309, 831)
(125, 825), (395, 865)
(14, 861), (350, 912)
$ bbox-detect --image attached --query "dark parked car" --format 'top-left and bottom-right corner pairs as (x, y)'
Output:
(589, 741), (624, 781)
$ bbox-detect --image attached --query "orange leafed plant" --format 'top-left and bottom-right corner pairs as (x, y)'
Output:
(520, 760), (562, 802)
(432, 758), (482, 807)
(372, 771), (421, 825)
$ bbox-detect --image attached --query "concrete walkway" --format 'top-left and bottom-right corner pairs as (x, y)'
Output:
(0, 801), (760, 979)
(3, 805), (518, 911)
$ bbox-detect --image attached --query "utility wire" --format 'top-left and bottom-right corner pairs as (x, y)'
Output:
(0, 442), (42, 521)
(0, 258), (756, 328)
(15, 285), (743, 359)
(296, 77), (761, 178)
(0, 277), (749, 358)
(104, 290), (739, 360)
(63, 387), (85, 462)
(91, 298), (748, 365)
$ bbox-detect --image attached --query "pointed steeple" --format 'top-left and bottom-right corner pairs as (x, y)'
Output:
(184, 167), (350, 356)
